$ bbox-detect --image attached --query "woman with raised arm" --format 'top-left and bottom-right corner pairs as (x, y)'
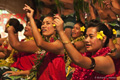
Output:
(23, 4), (66, 80)
(55, 15), (120, 80)
(65, 21), (86, 79)
(0, 18), (41, 80)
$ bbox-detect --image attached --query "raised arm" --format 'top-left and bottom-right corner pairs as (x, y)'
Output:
(55, 15), (115, 74)
(7, 26), (39, 53)
(23, 4), (64, 54)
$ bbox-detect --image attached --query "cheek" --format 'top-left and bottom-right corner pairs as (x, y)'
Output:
(48, 27), (50, 30)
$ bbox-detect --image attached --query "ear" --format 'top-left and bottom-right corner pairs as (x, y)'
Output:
(103, 35), (107, 44)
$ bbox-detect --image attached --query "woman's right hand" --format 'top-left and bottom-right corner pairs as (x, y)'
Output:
(23, 4), (34, 19)
(54, 15), (64, 33)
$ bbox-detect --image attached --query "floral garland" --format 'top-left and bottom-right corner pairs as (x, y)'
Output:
(72, 47), (111, 80)
(0, 37), (35, 68)
(28, 36), (57, 79)
(65, 36), (85, 77)
(0, 38), (18, 67)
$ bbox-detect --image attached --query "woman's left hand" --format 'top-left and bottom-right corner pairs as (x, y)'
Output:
(3, 71), (20, 76)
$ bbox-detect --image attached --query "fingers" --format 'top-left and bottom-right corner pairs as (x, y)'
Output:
(23, 4), (34, 13)
(2, 71), (13, 75)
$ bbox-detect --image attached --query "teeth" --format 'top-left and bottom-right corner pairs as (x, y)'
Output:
(72, 33), (76, 34)
(42, 29), (46, 31)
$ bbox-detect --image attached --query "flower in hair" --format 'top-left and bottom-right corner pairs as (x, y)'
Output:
(6, 24), (10, 28)
(97, 31), (105, 40)
(53, 24), (56, 27)
(38, 29), (41, 32)
(80, 26), (85, 32)
(112, 29), (116, 35)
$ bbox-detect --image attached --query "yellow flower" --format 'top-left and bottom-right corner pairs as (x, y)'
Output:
(97, 31), (105, 40)
(112, 29), (116, 35)
(6, 24), (10, 28)
(38, 29), (41, 32)
(53, 24), (56, 27)
(80, 26), (85, 32)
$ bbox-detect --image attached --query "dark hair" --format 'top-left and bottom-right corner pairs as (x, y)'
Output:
(76, 21), (86, 35)
(87, 19), (112, 47)
(34, 19), (42, 29)
(8, 18), (23, 33)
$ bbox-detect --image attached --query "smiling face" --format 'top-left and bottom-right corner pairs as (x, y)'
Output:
(72, 23), (82, 39)
(24, 21), (33, 37)
(41, 17), (56, 37)
(84, 27), (104, 53)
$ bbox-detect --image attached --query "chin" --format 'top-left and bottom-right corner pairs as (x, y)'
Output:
(86, 48), (93, 52)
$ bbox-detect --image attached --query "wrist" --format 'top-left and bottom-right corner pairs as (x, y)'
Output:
(58, 30), (64, 35)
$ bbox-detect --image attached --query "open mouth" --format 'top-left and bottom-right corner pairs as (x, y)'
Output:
(42, 29), (47, 32)
(85, 44), (91, 48)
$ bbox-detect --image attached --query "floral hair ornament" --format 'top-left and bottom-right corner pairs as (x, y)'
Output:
(38, 29), (41, 32)
(6, 23), (10, 28)
(53, 24), (56, 27)
(97, 31), (105, 40)
(80, 26), (85, 32)
(112, 29), (116, 35)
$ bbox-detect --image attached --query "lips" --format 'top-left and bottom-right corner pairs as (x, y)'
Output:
(85, 44), (91, 48)
(42, 29), (47, 32)
(72, 32), (76, 35)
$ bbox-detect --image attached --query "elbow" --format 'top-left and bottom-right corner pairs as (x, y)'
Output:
(36, 41), (42, 48)
(11, 43), (20, 50)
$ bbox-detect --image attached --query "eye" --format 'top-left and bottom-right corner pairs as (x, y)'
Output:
(90, 36), (94, 39)
(85, 35), (88, 39)
(76, 27), (79, 30)
(42, 22), (44, 25)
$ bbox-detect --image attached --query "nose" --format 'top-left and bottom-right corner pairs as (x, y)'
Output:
(41, 24), (46, 29)
(84, 36), (90, 43)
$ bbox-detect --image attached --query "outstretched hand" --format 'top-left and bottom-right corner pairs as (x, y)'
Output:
(3, 71), (20, 76)
(23, 4), (34, 19)
(53, 15), (64, 33)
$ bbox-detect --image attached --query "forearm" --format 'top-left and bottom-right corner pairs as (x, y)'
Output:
(79, 10), (85, 24)
(19, 70), (30, 76)
(58, 31), (83, 64)
(89, 3), (96, 19)
(29, 17), (43, 47)
(8, 31), (19, 49)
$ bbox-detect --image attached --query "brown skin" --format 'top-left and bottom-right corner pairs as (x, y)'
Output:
(54, 15), (115, 75)
(23, 4), (64, 55)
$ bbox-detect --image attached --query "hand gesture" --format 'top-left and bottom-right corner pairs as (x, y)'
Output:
(54, 15), (64, 33)
(7, 26), (15, 33)
(23, 4), (34, 19)
(3, 71), (20, 76)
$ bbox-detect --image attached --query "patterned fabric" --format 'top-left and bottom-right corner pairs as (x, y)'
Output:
(72, 47), (118, 80)
(37, 37), (66, 80)
(0, 66), (28, 80)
